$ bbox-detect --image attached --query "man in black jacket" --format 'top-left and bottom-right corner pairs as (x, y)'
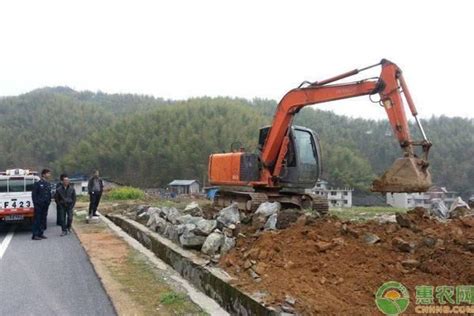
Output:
(32, 169), (52, 240)
(55, 174), (76, 236)
(88, 170), (103, 218)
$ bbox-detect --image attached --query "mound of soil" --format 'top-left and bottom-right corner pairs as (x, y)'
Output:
(220, 208), (474, 315)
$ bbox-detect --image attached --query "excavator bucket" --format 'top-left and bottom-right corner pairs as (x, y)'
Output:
(371, 157), (432, 193)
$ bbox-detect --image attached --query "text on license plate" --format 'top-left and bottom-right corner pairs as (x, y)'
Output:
(0, 200), (32, 209)
(4, 215), (24, 221)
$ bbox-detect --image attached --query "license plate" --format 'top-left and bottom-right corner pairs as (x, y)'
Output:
(0, 200), (32, 210)
(4, 215), (24, 221)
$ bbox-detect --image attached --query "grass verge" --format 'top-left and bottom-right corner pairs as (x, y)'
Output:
(73, 212), (206, 315)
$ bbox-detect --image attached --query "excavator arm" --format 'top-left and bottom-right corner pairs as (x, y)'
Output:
(261, 59), (432, 193)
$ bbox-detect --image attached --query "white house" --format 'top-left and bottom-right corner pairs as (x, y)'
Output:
(311, 180), (353, 208)
(69, 175), (89, 196)
(68, 175), (121, 196)
(387, 186), (458, 209)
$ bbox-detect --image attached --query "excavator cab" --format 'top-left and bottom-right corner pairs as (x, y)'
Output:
(259, 125), (322, 190)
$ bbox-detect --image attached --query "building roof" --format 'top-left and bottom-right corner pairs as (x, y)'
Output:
(168, 180), (199, 186)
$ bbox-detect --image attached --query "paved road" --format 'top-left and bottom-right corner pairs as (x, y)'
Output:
(0, 203), (116, 316)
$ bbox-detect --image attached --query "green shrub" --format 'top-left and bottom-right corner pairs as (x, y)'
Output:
(107, 186), (145, 200)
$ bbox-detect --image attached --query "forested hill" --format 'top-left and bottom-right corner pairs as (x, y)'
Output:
(1, 87), (472, 197)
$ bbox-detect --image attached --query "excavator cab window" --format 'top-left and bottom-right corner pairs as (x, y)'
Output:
(294, 129), (318, 165)
(258, 126), (270, 151)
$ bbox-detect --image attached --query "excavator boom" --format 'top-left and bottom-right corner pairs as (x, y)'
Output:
(260, 59), (432, 193)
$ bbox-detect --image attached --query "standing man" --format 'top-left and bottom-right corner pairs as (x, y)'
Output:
(32, 169), (52, 240)
(88, 170), (103, 218)
(55, 174), (76, 236)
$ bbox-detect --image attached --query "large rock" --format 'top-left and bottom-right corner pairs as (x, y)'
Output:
(134, 205), (150, 215)
(392, 237), (415, 253)
(194, 219), (217, 236)
(146, 212), (159, 227)
(176, 214), (202, 225)
(179, 226), (206, 248)
(221, 236), (236, 255)
(164, 224), (181, 242)
(183, 201), (203, 217)
(217, 203), (241, 227)
(159, 207), (171, 219)
(155, 217), (171, 234)
(166, 207), (182, 224)
(255, 202), (281, 218)
(146, 207), (160, 216)
(430, 198), (449, 219)
(264, 213), (278, 230)
(201, 231), (225, 256)
(176, 223), (196, 235)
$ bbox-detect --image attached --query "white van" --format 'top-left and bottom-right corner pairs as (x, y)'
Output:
(0, 169), (40, 224)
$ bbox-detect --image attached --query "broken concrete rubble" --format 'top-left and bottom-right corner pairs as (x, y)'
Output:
(166, 207), (183, 224)
(221, 236), (236, 255)
(264, 213), (278, 231)
(201, 230), (225, 256)
(179, 227), (206, 248)
(194, 219), (217, 236)
(128, 204), (239, 255)
(176, 214), (202, 225)
(183, 201), (203, 217)
(255, 201), (281, 218)
(216, 202), (241, 228)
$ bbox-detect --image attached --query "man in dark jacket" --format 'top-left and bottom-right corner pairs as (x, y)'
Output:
(55, 174), (76, 236)
(32, 169), (52, 240)
(88, 170), (103, 218)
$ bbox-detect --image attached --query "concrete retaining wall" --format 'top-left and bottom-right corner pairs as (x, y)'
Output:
(106, 214), (276, 316)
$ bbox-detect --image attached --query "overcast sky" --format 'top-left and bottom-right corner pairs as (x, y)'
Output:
(1, 0), (473, 119)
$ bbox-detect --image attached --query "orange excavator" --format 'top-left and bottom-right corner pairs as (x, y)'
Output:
(208, 59), (432, 214)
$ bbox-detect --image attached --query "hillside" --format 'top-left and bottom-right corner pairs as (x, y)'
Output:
(0, 87), (472, 197)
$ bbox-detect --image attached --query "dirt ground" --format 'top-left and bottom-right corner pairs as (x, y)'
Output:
(221, 208), (474, 315)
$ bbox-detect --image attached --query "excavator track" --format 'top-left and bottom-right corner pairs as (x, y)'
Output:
(213, 189), (329, 216)
(307, 193), (329, 216)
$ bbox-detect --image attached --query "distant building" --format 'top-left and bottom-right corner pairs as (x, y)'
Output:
(168, 180), (200, 195)
(69, 174), (88, 196)
(386, 186), (458, 209)
(69, 174), (121, 196)
(312, 180), (353, 208)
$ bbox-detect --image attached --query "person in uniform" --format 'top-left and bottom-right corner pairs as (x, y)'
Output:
(87, 170), (103, 218)
(55, 174), (76, 236)
(31, 169), (52, 240)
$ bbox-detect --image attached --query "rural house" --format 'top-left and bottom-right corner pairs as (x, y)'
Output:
(168, 180), (200, 195)
(311, 180), (353, 208)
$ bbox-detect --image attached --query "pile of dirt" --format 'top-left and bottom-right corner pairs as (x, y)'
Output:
(220, 208), (474, 315)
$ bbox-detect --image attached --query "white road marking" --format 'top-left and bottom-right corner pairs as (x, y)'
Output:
(0, 226), (15, 259)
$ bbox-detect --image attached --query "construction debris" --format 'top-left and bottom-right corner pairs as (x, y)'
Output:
(125, 202), (473, 315)
(220, 207), (474, 315)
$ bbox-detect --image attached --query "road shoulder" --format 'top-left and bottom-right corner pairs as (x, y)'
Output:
(73, 211), (207, 316)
